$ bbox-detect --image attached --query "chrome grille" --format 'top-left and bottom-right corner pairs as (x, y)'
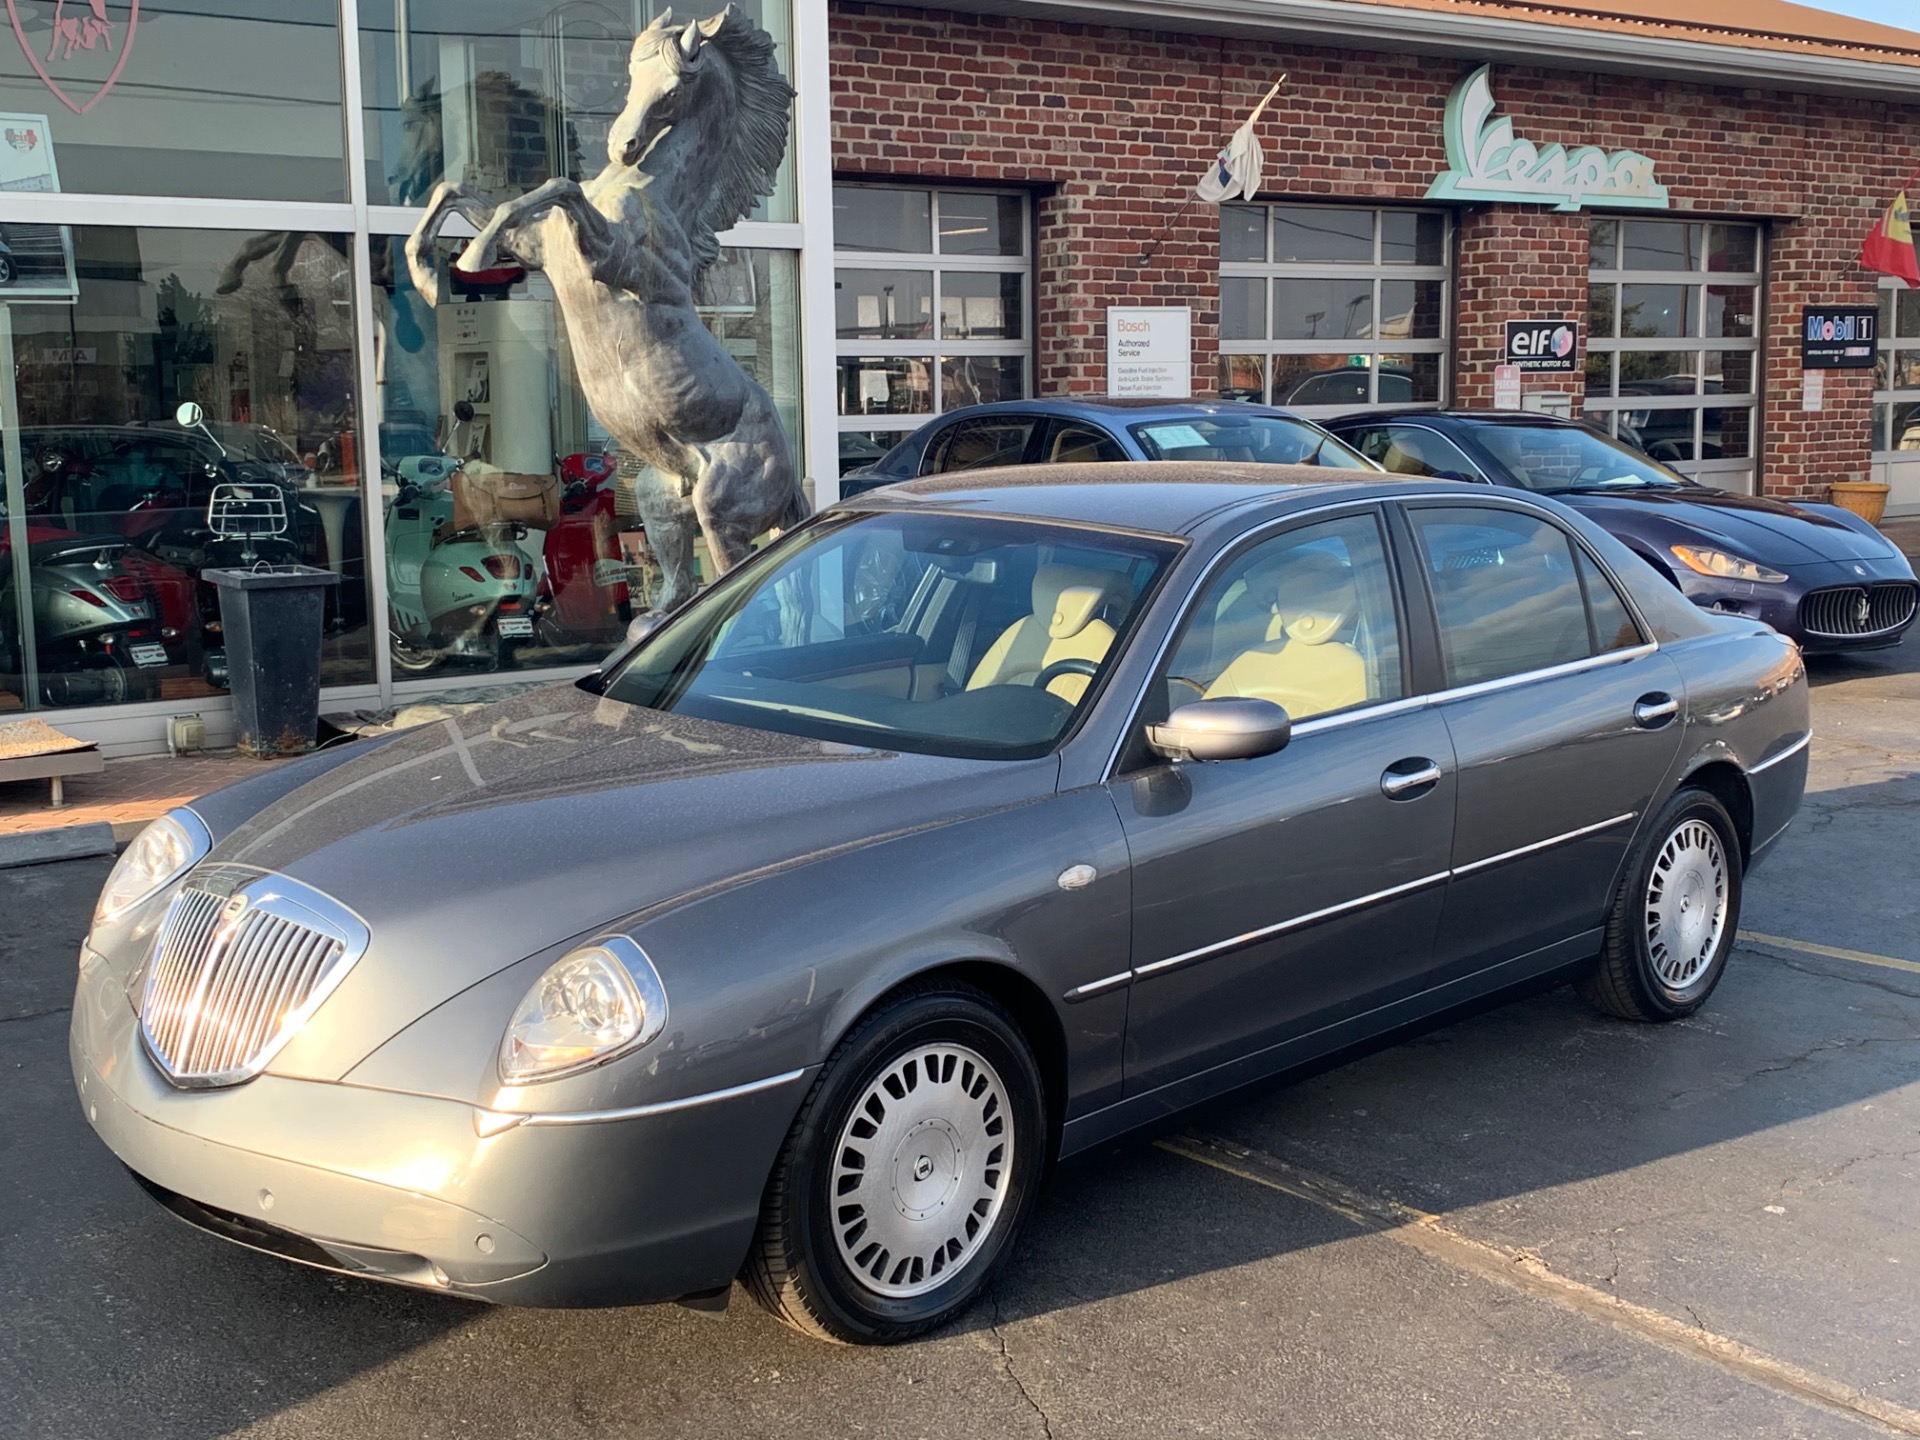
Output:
(139, 865), (369, 1088)
(1800, 583), (1918, 639)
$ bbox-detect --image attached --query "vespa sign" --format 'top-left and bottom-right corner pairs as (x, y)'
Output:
(1426, 66), (1669, 213)
(6, 0), (139, 115)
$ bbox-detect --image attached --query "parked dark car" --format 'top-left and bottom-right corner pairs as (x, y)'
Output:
(1325, 410), (1918, 652)
(839, 398), (1373, 497)
(75, 464), (1808, 1344)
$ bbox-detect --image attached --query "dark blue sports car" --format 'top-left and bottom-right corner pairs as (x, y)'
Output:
(1324, 410), (1917, 653)
(840, 398), (1372, 498)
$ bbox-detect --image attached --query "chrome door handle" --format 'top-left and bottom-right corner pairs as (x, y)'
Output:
(1633, 694), (1680, 728)
(1381, 761), (1443, 798)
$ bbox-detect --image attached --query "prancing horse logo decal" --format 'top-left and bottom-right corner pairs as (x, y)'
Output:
(6, 0), (139, 115)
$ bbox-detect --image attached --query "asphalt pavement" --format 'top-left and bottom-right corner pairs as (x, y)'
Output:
(3, 644), (1917, 1440)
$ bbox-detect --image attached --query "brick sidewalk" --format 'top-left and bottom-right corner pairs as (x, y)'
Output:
(0, 752), (292, 842)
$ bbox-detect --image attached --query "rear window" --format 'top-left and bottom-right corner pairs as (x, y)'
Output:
(1129, 415), (1372, 468)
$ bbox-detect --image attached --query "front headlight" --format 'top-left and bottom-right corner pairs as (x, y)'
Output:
(92, 809), (211, 928)
(498, 936), (668, 1084)
(1670, 545), (1788, 584)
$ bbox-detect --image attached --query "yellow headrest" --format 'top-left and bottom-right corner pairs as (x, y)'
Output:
(1049, 585), (1108, 640)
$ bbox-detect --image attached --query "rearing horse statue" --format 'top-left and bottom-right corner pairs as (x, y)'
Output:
(406, 6), (804, 613)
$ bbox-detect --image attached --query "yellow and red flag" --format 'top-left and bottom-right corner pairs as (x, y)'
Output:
(1862, 188), (1920, 287)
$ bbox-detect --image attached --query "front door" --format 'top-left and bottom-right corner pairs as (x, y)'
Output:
(1108, 509), (1457, 1101)
(1403, 501), (1687, 978)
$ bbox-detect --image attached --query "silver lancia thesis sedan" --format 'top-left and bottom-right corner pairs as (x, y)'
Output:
(72, 464), (1809, 1343)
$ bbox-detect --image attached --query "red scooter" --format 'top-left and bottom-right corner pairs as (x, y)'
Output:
(536, 451), (631, 645)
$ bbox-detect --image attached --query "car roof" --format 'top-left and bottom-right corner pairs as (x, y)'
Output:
(1322, 408), (1588, 431)
(845, 461), (1463, 538)
(930, 398), (1312, 423)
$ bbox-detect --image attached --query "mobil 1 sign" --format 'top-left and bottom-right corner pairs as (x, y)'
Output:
(1802, 306), (1877, 369)
(1505, 320), (1579, 372)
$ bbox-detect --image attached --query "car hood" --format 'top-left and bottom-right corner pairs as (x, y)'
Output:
(199, 682), (1057, 1079)
(1557, 487), (1893, 566)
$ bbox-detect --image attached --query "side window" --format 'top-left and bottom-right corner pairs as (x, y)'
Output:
(1577, 548), (1646, 654)
(1411, 506), (1604, 686)
(1042, 422), (1127, 464)
(1377, 425), (1484, 481)
(1344, 427), (1394, 466)
(922, 416), (1040, 475)
(1159, 512), (1404, 723)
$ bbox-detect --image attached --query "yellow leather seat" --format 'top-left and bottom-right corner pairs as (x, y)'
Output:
(967, 564), (1122, 703)
(1204, 551), (1369, 719)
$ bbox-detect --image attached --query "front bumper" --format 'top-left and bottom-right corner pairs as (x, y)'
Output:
(71, 946), (809, 1307)
(1679, 558), (1916, 653)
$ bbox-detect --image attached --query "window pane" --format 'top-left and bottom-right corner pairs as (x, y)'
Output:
(1220, 277), (1267, 341)
(0, 6), (346, 200)
(1379, 280), (1445, 339)
(834, 187), (932, 252)
(1871, 404), (1889, 452)
(1620, 285), (1696, 339)
(1162, 513), (1402, 719)
(1270, 355), (1372, 406)
(1273, 207), (1373, 263)
(1381, 211), (1446, 266)
(940, 272), (1023, 340)
(1622, 221), (1698, 271)
(1894, 352), (1920, 389)
(1221, 205), (1267, 262)
(1706, 225), (1759, 275)
(938, 193), (1023, 256)
(1273, 277), (1374, 340)
(942, 355), (1024, 408)
(1704, 286), (1757, 339)
(360, 0), (795, 218)
(1585, 351), (1614, 397)
(1705, 351), (1757, 395)
(839, 429), (904, 476)
(1703, 407), (1753, 460)
(4, 226), (370, 712)
(1043, 424), (1127, 464)
(840, 356), (931, 417)
(1899, 290), (1920, 340)
(1589, 284), (1618, 339)
(835, 269), (933, 340)
(1218, 353), (1266, 402)
(1577, 549), (1643, 653)
(927, 417), (1036, 473)
(1374, 425), (1481, 478)
(1625, 411), (1697, 464)
(1412, 508), (1594, 685)
(1589, 219), (1619, 271)
(1896, 401), (1920, 450)
(1376, 354), (1442, 403)
(1617, 352), (1698, 395)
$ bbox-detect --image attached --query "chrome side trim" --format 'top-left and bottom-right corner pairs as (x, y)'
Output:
(1062, 970), (1134, 1003)
(1747, 730), (1812, 775)
(1424, 644), (1658, 706)
(1450, 812), (1638, 878)
(1135, 869), (1452, 980)
(513, 1068), (809, 1128)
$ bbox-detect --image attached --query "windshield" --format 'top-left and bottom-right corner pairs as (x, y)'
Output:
(1474, 423), (1689, 494)
(602, 512), (1180, 760)
(1128, 415), (1374, 469)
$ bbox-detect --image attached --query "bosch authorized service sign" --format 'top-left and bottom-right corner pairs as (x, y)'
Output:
(1504, 320), (1580, 373)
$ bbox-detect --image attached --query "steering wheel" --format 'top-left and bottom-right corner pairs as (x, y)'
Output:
(1032, 656), (1099, 691)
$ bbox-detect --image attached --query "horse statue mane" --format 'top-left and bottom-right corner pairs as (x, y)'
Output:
(631, 8), (793, 280)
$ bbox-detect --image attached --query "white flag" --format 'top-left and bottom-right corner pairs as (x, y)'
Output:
(1196, 77), (1285, 203)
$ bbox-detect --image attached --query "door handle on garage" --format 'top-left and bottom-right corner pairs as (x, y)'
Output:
(1633, 693), (1680, 729)
(1380, 759), (1443, 799)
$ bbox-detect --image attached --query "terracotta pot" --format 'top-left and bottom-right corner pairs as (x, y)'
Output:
(1828, 480), (1890, 526)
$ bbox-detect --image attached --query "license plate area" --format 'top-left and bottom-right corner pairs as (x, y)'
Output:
(497, 616), (534, 638)
(129, 643), (170, 667)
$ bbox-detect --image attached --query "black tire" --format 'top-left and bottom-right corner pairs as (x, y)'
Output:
(1579, 786), (1743, 1022)
(745, 981), (1046, 1344)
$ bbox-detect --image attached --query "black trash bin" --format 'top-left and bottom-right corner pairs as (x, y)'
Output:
(204, 565), (341, 757)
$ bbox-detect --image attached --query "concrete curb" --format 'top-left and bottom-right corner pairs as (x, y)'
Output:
(0, 823), (117, 869)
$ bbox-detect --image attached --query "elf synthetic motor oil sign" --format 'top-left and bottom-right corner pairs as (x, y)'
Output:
(1504, 320), (1580, 373)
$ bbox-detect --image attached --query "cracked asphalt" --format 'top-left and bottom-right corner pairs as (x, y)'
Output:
(4, 643), (1918, 1439)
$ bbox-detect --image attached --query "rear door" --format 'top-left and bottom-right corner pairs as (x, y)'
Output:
(1401, 500), (1686, 979)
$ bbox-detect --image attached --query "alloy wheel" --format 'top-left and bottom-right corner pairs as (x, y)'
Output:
(1643, 817), (1728, 991)
(829, 1042), (1013, 1299)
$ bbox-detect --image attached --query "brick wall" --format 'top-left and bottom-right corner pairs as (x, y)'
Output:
(830, 1), (1920, 500)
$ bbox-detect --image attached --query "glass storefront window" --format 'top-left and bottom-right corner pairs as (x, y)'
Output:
(358, 0), (796, 219)
(1872, 278), (1920, 454)
(0, 3), (346, 200)
(370, 235), (800, 677)
(1220, 205), (1451, 414)
(1587, 217), (1762, 492)
(1, 226), (367, 713)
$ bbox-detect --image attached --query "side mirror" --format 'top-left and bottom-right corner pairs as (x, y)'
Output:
(1145, 697), (1291, 763)
(175, 401), (204, 428)
(624, 612), (664, 648)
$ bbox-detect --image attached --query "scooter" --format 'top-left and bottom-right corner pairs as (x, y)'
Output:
(0, 524), (168, 706)
(538, 450), (632, 645)
(383, 454), (540, 673)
